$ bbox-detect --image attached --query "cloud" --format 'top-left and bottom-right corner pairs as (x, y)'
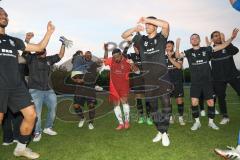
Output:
(2, 0), (240, 68)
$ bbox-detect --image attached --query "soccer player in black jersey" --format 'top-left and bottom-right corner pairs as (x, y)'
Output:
(0, 7), (55, 159)
(1, 32), (32, 146)
(122, 16), (172, 146)
(177, 28), (239, 131)
(122, 41), (153, 125)
(210, 31), (240, 125)
(165, 40), (185, 126)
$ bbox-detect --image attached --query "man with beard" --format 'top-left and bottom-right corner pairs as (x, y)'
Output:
(24, 36), (66, 142)
(165, 40), (185, 126)
(210, 31), (239, 125)
(104, 48), (139, 130)
(0, 7), (55, 159)
(177, 29), (239, 131)
(1, 32), (32, 146)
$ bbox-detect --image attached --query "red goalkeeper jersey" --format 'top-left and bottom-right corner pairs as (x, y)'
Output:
(104, 57), (131, 103)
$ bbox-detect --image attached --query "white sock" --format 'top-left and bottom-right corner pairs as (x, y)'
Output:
(236, 145), (240, 151)
(195, 118), (200, 123)
(15, 142), (26, 151)
(123, 103), (130, 122)
(114, 106), (123, 124)
(209, 118), (214, 124)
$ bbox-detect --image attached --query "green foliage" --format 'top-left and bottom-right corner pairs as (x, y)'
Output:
(96, 70), (110, 86)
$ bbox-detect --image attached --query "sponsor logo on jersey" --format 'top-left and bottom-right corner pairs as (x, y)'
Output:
(144, 41), (148, 47)
(9, 39), (15, 47)
(202, 51), (206, 57)
(222, 49), (226, 54)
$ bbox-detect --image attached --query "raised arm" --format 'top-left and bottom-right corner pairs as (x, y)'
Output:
(126, 59), (140, 74)
(138, 17), (170, 38)
(18, 32), (34, 64)
(220, 33), (225, 43)
(205, 36), (212, 47)
(123, 41), (132, 56)
(103, 43), (109, 59)
(167, 53), (183, 69)
(25, 32), (34, 44)
(121, 25), (144, 41)
(213, 28), (239, 52)
(58, 44), (65, 59)
(175, 38), (185, 58)
(25, 21), (55, 52)
(175, 38), (181, 54)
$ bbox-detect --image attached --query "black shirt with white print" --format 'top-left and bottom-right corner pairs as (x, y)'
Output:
(128, 53), (142, 70)
(165, 53), (183, 84)
(211, 43), (239, 81)
(0, 34), (26, 89)
(132, 32), (167, 65)
(184, 46), (213, 84)
(128, 53), (141, 65)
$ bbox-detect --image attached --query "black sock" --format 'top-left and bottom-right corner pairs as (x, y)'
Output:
(191, 105), (199, 119)
(88, 105), (95, 123)
(199, 99), (204, 111)
(137, 98), (142, 106)
(146, 101), (151, 117)
(178, 103), (184, 117)
(208, 106), (215, 119)
(136, 99), (143, 116)
(75, 107), (84, 119)
(218, 97), (228, 118)
(19, 134), (31, 144)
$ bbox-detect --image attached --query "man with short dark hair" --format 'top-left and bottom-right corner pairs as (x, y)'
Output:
(0, 7), (55, 159)
(210, 30), (240, 125)
(1, 32), (32, 146)
(104, 47), (139, 130)
(165, 40), (185, 126)
(177, 29), (239, 131)
(23, 35), (66, 142)
(122, 16), (172, 147)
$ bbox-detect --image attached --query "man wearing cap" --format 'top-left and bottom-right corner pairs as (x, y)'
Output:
(72, 51), (99, 130)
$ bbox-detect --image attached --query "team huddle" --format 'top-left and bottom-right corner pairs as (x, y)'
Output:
(0, 6), (240, 160)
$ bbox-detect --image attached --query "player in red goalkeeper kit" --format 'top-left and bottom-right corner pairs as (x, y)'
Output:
(104, 47), (139, 130)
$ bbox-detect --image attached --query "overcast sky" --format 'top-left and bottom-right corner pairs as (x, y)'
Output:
(1, 0), (240, 68)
